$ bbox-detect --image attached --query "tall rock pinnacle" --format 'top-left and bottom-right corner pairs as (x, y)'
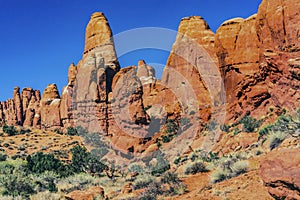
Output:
(82, 12), (120, 72)
(162, 16), (222, 121)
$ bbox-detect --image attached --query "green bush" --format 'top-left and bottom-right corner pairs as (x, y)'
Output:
(90, 148), (108, 159)
(161, 135), (171, 143)
(133, 175), (154, 190)
(70, 145), (89, 173)
(220, 124), (230, 132)
(267, 131), (287, 150)
(26, 152), (63, 174)
(180, 117), (190, 126)
(173, 157), (181, 165)
(240, 115), (261, 133)
(184, 162), (208, 175)
(71, 145), (107, 174)
(166, 119), (177, 134)
(67, 127), (78, 136)
(151, 154), (170, 176)
(128, 163), (144, 173)
(3, 125), (18, 136)
(211, 169), (228, 184)
(0, 153), (7, 162)
(231, 161), (249, 176)
(144, 105), (152, 111)
(161, 172), (180, 184)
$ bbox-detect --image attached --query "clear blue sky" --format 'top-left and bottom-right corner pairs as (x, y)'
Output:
(0, 0), (261, 101)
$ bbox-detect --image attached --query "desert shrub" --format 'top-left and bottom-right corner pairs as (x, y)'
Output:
(161, 135), (171, 143)
(258, 124), (273, 138)
(71, 145), (107, 175)
(206, 121), (218, 131)
(26, 152), (63, 174)
(128, 163), (144, 173)
(211, 169), (229, 184)
(53, 129), (63, 135)
(133, 175), (154, 190)
(180, 117), (190, 126)
(19, 128), (30, 135)
(0, 173), (36, 198)
(3, 143), (10, 147)
(90, 148), (108, 159)
(166, 119), (177, 134)
(67, 127), (78, 136)
(233, 127), (241, 136)
(189, 110), (196, 115)
(211, 155), (250, 184)
(266, 131), (287, 150)
(184, 162), (208, 175)
(173, 184), (187, 195)
(259, 110), (300, 140)
(173, 157), (181, 165)
(190, 153), (197, 161)
(144, 105), (152, 111)
(147, 181), (163, 196)
(3, 125), (18, 136)
(201, 151), (219, 163)
(82, 132), (108, 148)
(0, 153), (7, 161)
(85, 155), (107, 175)
(231, 160), (249, 176)
(70, 145), (89, 173)
(220, 124), (230, 132)
(30, 191), (61, 200)
(151, 163), (170, 176)
(240, 115), (261, 133)
(29, 171), (60, 193)
(57, 173), (98, 193)
(0, 195), (23, 200)
(161, 172), (180, 184)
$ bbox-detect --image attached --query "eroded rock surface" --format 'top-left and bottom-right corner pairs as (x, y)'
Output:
(261, 148), (300, 199)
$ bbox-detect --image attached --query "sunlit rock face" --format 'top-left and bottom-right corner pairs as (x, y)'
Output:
(40, 84), (62, 130)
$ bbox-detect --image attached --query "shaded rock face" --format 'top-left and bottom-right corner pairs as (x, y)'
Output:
(0, 87), (41, 128)
(72, 56), (109, 134)
(41, 84), (62, 130)
(261, 148), (300, 199)
(108, 66), (151, 153)
(60, 63), (78, 128)
(23, 89), (41, 128)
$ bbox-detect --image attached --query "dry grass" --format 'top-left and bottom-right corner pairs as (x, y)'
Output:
(0, 128), (84, 161)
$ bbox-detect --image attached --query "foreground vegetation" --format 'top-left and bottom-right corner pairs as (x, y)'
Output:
(0, 110), (298, 199)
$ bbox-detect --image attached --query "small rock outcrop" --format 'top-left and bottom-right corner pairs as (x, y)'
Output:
(65, 186), (105, 200)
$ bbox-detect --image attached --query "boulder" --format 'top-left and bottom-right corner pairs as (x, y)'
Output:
(65, 186), (105, 200)
(261, 148), (300, 199)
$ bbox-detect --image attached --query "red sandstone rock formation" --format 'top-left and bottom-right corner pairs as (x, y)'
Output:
(40, 84), (62, 130)
(261, 148), (300, 199)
